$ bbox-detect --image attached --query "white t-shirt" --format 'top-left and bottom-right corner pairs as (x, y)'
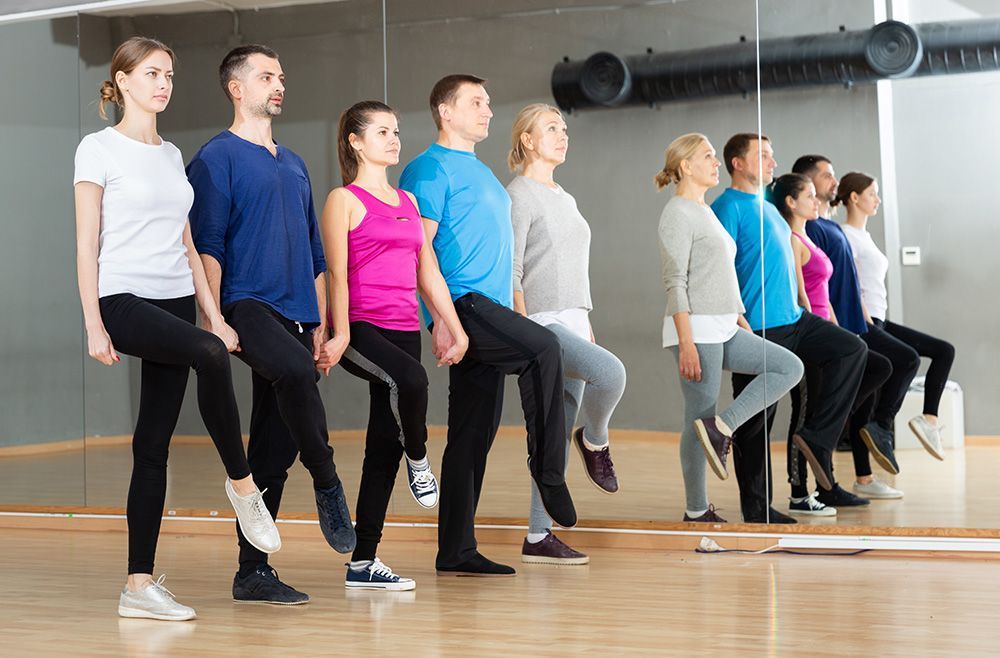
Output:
(661, 313), (739, 348)
(841, 223), (889, 321)
(529, 307), (590, 341)
(74, 127), (195, 299)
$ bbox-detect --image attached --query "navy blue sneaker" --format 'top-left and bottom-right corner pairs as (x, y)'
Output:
(233, 566), (309, 605)
(345, 558), (415, 591)
(315, 481), (357, 554)
(405, 457), (439, 509)
(859, 422), (900, 475)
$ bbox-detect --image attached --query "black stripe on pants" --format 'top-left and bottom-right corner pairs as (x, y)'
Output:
(339, 321), (427, 562)
(875, 319), (955, 417)
(99, 293), (250, 575)
(436, 293), (567, 569)
(223, 299), (340, 572)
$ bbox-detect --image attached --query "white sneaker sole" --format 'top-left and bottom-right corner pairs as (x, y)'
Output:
(908, 419), (945, 461)
(118, 605), (196, 621)
(232, 597), (309, 606)
(788, 506), (837, 517)
(853, 488), (903, 500)
(693, 419), (728, 481)
(225, 480), (282, 554)
(520, 554), (590, 565)
(345, 580), (416, 591)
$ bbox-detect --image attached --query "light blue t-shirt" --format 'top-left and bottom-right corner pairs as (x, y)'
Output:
(400, 143), (514, 323)
(710, 188), (802, 331)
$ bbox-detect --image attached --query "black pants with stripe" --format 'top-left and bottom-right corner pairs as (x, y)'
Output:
(436, 293), (568, 569)
(339, 321), (428, 561)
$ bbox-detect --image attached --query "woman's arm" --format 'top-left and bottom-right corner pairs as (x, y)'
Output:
(183, 222), (239, 351)
(316, 188), (354, 375)
(791, 235), (812, 313)
(75, 182), (118, 365)
(828, 305), (839, 326)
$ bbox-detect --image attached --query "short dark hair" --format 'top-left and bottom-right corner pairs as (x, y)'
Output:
(429, 74), (487, 130)
(219, 44), (279, 100)
(792, 154), (832, 176)
(722, 132), (770, 175)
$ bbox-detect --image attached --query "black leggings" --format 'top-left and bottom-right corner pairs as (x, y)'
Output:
(875, 319), (955, 416)
(99, 293), (250, 575)
(340, 322), (428, 562)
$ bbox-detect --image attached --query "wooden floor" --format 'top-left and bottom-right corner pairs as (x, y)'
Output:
(0, 429), (991, 529)
(1, 526), (998, 657)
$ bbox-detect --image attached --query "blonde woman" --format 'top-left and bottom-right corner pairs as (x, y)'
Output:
(507, 104), (626, 564)
(656, 133), (803, 523)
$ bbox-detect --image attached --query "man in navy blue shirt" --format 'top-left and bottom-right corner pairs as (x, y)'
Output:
(188, 45), (355, 605)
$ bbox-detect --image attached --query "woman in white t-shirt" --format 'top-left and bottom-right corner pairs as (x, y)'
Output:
(74, 37), (279, 621)
(836, 172), (955, 461)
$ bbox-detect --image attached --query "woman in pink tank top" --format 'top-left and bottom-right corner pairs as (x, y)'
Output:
(318, 101), (468, 591)
(770, 173), (838, 323)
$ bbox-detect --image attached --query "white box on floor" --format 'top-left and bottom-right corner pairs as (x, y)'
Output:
(893, 377), (965, 450)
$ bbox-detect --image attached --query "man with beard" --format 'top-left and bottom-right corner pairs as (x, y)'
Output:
(187, 45), (355, 605)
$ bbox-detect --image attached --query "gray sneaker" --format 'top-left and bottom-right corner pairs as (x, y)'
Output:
(225, 479), (281, 554)
(908, 415), (945, 461)
(118, 575), (196, 621)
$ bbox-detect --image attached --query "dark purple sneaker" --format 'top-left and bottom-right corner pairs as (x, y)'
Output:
(682, 504), (727, 523)
(693, 417), (732, 480)
(573, 427), (619, 494)
(521, 531), (589, 565)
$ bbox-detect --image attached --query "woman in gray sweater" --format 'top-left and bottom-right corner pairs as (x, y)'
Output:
(656, 133), (803, 523)
(507, 104), (627, 564)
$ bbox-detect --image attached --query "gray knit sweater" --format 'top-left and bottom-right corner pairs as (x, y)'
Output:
(658, 195), (745, 316)
(508, 176), (593, 314)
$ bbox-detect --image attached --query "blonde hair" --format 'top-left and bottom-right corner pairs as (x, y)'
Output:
(654, 132), (709, 191)
(507, 103), (563, 172)
(99, 36), (175, 120)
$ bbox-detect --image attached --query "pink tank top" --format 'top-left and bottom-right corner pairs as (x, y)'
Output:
(341, 184), (424, 331)
(794, 231), (834, 320)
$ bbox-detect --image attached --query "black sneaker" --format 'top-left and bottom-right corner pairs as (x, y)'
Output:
(683, 504), (727, 523)
(437, 552), (516, 577)
(744, 507), (798, 524)
(315, 480), (357, 554)
(233, 565), (310, 605)
(859, 422), (900, 475)
(816, 483), (870, 507)
(535, 480), (577, 528)
(792, 434), (834, 491)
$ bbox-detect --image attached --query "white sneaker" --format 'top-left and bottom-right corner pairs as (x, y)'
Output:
(118, 575), (196, 621)
(345, 558), (416, 591)
(226, 479), (281, 554)
(908, 416), (945, 461)
(788, 493), (837, 516)
(853, 477), (904, 499)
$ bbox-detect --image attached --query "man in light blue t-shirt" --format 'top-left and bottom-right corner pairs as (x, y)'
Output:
(400, 75), (576, 576)
(711, 133), (865, 524)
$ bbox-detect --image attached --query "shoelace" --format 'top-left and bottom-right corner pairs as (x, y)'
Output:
(247, 488), (271, 526)
(411, 468), (436, 495)
(593, 448), (615, 478)
(318, 485), (352, 526)
(805, 494), (826, 510)
(369, 558), (398, 580)
(149, 574), (177, 600)
(703, 504), (724, 521)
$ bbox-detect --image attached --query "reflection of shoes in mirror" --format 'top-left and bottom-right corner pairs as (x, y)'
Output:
(694, 417), (732, 480)
(859, 422), (900, 474)
(521, 531), (589, 565)
(233, 565), (310, 605)
(118, 575), (196, 621)
(535, 480), (577, 528)
(225, 478), (281, 554)
(346, 558), (416, 591)
(315, 480), (357, 554)
(788, 493), (837, 517)
(573, 427), (619, 493)
(743, 507), (797, 524)
(117, 615), (195, 653)
(791, 433), (834, 491)
(437, 552), (516, 577)
(816, 484), (870, 508)
(345, 587), (416, 620)
(682, 504), (727, 523)
(853, 476), (903, 499)
(404, 456), (439, 509)
(908, 415), (945, 461)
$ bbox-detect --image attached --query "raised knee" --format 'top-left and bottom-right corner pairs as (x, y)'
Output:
(195, 335), (230, 372)
(275, 355), (316, 387)
(397, 362), (429, 396)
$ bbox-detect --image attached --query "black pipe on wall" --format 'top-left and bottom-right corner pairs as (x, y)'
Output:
(552, 18), (1000, 112)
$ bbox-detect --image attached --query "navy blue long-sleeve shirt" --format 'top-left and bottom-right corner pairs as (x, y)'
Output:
(805, 217), (868, 335)
(187, 131), (326, 324)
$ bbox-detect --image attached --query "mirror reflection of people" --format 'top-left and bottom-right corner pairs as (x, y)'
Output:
(656, 134), (803, 524)
(187, 44), (355, 606)
(74, 37), (279, 621)
(400, 75), (576, 577)
(770, 173), (892, 514)
(321, 100), (468, 590)
(837, 172), (955, 460)
(793, 155), (914, 501)
(711, 133), (866, 523)
(507, 104), (627, 562)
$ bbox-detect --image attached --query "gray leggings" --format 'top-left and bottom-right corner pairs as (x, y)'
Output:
(668, 329), (803, 512)
(528, 323), (627, 534)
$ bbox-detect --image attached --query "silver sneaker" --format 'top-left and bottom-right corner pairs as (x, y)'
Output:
(853, 476), (904, 499)
(226, 478), (281, 554)
(908, 415), (945, 461)
(118, 575), (196, 621)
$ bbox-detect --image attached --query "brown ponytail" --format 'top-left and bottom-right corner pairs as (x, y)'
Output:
(832, 172), (876, 208)
(337, 100), (396, 186)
